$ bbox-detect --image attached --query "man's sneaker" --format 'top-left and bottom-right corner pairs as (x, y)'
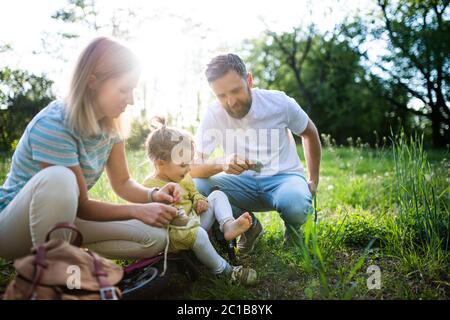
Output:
(237, 219), (263, 255)
(230, 266), (257, 285)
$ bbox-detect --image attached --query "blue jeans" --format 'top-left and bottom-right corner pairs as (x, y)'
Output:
(194, 172), (313, 231)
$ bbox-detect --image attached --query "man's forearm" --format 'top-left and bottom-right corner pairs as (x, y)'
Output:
(302, 135), (321, 184)
(190, 163), (224, 178)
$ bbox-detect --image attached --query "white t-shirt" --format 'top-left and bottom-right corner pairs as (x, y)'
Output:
(196, 88), (309, 176)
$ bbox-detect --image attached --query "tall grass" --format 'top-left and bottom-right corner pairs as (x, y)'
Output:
(386, 132), (449, 278)
(297, 214), (375, 299)
(295, 131), (449, 299)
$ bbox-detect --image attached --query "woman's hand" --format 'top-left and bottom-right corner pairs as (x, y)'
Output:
(134, 203), (178, 228)
(195, 199), (209, 215)
(152, 182), (182, 204)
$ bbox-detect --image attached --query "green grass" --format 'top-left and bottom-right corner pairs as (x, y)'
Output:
(0, 138), (449, 299)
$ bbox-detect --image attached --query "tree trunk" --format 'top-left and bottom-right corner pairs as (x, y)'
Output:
(430, 102), (449, 148)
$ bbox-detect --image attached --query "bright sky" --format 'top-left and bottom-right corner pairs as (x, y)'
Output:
(0, 0), (377, 126)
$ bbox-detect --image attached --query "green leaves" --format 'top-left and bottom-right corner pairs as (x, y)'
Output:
(0, 68), (54, 152)
(244, 22), (408, 146)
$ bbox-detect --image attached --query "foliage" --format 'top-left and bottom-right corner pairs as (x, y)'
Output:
(0, 67), (54, 152)
(243, 0), (449, 147)
(367, 0), (450, 147)
(244, 25), (410, 146)
(126, 117), (151, 150)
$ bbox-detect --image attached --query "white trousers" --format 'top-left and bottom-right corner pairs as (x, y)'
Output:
(0, 166), (167, 260)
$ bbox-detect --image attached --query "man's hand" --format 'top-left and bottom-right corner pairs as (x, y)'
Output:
(195, 199), (209, 215)
(222, 154), (250, 175)
(308, 180), (318, 196)
(152, 182), (182, 204)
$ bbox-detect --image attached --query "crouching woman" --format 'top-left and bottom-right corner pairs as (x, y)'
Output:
(0, 37), (181, 260)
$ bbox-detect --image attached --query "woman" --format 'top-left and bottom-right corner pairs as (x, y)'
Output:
(0, 37), (181, 260)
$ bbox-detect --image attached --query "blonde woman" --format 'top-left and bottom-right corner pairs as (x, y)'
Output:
(0, 37), (182, 260)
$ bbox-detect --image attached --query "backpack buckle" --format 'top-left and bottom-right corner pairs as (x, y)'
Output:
(99, 287), (118, 300)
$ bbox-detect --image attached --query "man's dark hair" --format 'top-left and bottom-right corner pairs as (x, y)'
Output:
(205, 53), (247, 83)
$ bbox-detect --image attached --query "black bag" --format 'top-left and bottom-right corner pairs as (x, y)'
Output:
(119, 251), (200, 300)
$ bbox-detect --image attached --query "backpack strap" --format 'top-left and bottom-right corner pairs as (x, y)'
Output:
(86, 250), (119, 300)
(45, 222), (83, 247)
(27, 245), (48, 299)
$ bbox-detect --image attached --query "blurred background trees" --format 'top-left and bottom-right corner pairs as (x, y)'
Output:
(1, 0), (448, 152)
(244, 23), (409, 146)
(0, 66), (54, 152)
(244, 0), (449, 147)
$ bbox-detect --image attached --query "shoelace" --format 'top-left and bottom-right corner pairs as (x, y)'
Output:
(160, 227), (170, 277)
(230, 266), (243, 282)
(160, 207), (200, 277)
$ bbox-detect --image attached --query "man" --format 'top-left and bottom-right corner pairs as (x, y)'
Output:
(191, 53), (321, 255)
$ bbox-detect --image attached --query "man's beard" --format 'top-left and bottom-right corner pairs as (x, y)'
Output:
(226, 88), (253, 119)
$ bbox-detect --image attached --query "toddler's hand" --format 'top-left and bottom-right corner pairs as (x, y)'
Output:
(195, 199), (209, 215)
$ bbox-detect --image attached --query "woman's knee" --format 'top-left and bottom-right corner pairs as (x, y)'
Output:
(39, 166), (79, 199)
(33, 166), (79, 224)
(138, 224), (167, 251)
(31, 166), (79, 225)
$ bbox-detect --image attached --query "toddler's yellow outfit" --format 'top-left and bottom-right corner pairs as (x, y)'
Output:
(143, 174), (206, 253)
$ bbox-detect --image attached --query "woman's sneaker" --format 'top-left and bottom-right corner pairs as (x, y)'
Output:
(230, 266), (257, 285)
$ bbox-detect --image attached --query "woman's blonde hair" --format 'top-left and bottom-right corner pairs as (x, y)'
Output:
(65, 36), (140, 137)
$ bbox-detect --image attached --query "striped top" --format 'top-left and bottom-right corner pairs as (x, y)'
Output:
(0, 100), (122, 213)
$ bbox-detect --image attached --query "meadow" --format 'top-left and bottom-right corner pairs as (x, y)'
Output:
(0, 134), (448, 299)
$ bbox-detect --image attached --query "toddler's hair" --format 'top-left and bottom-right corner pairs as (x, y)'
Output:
(145, 116), (195, 164)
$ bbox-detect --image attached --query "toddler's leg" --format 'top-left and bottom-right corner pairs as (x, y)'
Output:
(192, 227), (258, 285)
(208, 190), (253, 241)
(192, 228), (232, 274)
(199, 204), (216, 231)
(199, 190), (234, 231)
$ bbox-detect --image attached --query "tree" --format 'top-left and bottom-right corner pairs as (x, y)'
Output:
(0, 68), (55, 152)
(51, 0), (143, 40)
(365, 0), (449, 147)
(37, 0), (145, 62)
(243, 24), (410, 145)
(0, 42), (12, 54)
